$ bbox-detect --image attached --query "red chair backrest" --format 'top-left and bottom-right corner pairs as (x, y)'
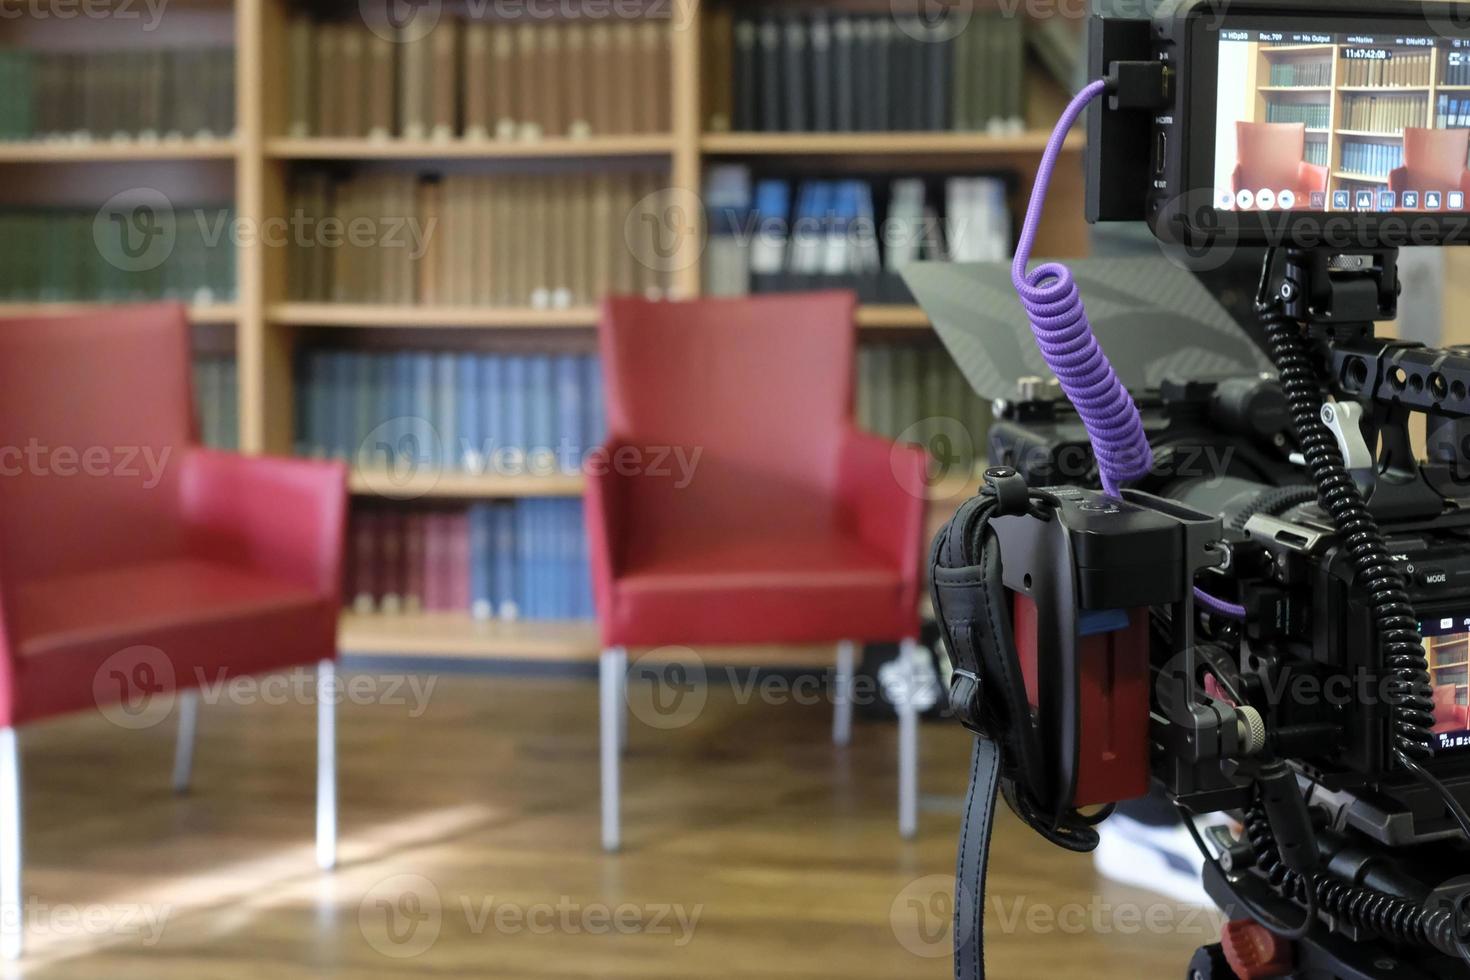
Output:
(0, 303), (194, 584)
(1235, 122), (1308, 191)
(598, 293), (856, 548)
(1401, 127), (1470, 193)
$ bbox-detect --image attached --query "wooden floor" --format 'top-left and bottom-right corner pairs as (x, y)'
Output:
(9, 669), (1214, 978)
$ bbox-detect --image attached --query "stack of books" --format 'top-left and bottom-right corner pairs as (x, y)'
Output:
(1340, 93), (1427, 133)
(1267, 60), (1330, 87)
(703, 165), (1009, 301)
(0, 205), (236, 304)
(287, 16), (670, 141)
(0, 46), (234, 142)
(194, 354), (239, 451)
(856, 342), (990, 452)
(1341, 140), (1405, 176)
(296, 348), (605, 475)
(346, 499), (593, 621)
(1340, 52), (1430, 87)
(704, 8), (1026, 133)
(287, 170), (673, 306)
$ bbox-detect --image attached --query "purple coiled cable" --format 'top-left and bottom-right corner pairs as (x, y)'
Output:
(1012, 79), (1246, 620)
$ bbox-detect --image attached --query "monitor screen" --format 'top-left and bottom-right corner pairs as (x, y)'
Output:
(1215, 29), (1470, 214)
(1423, 614), (1470, 753)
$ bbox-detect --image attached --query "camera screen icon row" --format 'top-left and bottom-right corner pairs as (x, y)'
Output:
(1216, 187), (1467, 212)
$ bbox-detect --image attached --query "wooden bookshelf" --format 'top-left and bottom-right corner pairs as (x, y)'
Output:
(0, 302), (240, 324)
(265, 135), (676, 160)
(0, 0), (1091, 660)
(699, 131), (1082, 156)
(340, 611), (600, 660)
(268, 303), (599, 329)
(0, 138), (241, 163)
(349, 469), (587, 499)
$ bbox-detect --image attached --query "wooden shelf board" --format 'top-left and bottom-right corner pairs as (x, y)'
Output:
(268, 303), (599, 328)
(700, 131), (1082, 155)
(339, 611), (842, 667)
(856, 305), (930, 328)
(340, 611), (600, 660)
(0, 138), (239, 162)
(1336, 129), (1404, 138)
(1337, 86), (1431, 92)
(266, 135), (676, 160)
(1332, 171), (1390, 184)
(1259, 86), (1332, 92)
(349, 469), (586, 498)
(0, 301), (239, 323)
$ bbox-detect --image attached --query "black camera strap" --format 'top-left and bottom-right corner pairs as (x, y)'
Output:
(930, 476), (1107, 979)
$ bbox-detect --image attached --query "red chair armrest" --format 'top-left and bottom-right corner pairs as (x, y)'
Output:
(1297, 162), (1329, 198)
(584, 441), (633, 611)
(837, 428), (926, 596)
(179, 448), (348, 602)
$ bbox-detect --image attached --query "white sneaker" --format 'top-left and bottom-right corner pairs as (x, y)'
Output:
(1092, 813), (1215, 907)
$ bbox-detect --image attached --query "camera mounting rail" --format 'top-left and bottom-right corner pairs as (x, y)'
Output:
(1263, 246), (1470, 522)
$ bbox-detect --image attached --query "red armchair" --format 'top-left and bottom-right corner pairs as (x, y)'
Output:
(1388, 127), (1470, 201)
(0, 304), (346, 958)
(587, 293), (928, 850)
(1434, 684), (1469, 735)
(1231, 122), (1328, 209)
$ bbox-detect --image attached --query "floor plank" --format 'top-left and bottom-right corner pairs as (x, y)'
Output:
(9, 670), (1214, 978)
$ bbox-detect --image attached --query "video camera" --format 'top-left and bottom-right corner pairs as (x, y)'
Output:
(916, 3), (1470, 978)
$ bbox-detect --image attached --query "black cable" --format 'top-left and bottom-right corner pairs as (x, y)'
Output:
(1227, 485), (1319, 533)
(1176, 803), (1317, 941)
(1255, 248), (1470, 842)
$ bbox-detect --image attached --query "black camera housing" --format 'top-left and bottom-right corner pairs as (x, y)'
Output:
(1088, 0), (1470, 247)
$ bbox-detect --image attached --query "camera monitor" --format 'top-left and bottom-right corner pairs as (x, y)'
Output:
(1424, 614), (1470, 753)
(1101, 0), (1470, 244)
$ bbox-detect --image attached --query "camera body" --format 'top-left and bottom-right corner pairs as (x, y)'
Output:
(988, 383), (1470, 846)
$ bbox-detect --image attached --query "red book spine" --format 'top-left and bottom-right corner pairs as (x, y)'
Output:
(423, 511), (446, 612)
(447, 509), (471, 613)
(378, 509), (404, 614)
(352, 507), (378, 614)
(402, 511), (426, 614)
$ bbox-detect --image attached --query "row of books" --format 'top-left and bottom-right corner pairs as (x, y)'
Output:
(287, 170), (672, 307)
(1341, 140), (1405, 177)
(1304, 142), (1330, 167)
(194, 355), (239, 451)
(1435, 96), (1470, 128)
(0, 47), (233, 143)
(1264, 103), (1330, 129)
(0, 207), (236, 305)
(296, 350), (606, 474)
(347, 499), (593, 622)
(856, 343), (989, 452)
(1339, 93), (1428, 133)
(1339, 53), (1431, 88)
(1267, 60), (1330, 88)
(287, 16), (669, 142)
(706, 9), (1025, 134)
(1444, 56), (1470, 86)
(703, 167), (1010, 302)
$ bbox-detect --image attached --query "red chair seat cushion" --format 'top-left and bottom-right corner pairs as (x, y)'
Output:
(10, 558), (335, 725)
(606, 531), (912, 647)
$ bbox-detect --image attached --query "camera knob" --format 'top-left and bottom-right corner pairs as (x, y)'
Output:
(1235, 705), (1267, 756)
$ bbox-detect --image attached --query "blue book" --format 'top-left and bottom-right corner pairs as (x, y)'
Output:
(411, 353), (434, 472)
(554, 354), (583, 473)
(528, 354), (555, 473)
(504, 355), (529, 473)
(434, 352), (457, 472)
(350, 351), (374, 466)
(327, 350), (354, 460)
(516, 499), (535, 619)
(584, 355), (606, 452)
(479, 354), (502, 475)
(369, 353), (394, 468)
(457, 353), (481, 472)
(575, 503), (593, 619)
(494, 502), (517, 619)
(469, 503), (493, 620)
(388, 352), (414, 467)
(302, 350), (329, 457)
